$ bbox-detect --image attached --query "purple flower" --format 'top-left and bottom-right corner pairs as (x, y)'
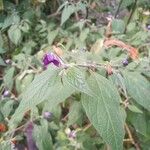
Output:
(25, 122), (38, 150)
(42, 52), (62, 67)
(43, 111), (53, 120)
(3, 90), (10, 97)
(122, 59), (129, 66)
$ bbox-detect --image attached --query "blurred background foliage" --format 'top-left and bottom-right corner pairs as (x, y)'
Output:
(0, 0), (150, 150)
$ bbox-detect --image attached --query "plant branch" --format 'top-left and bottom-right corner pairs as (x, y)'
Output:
(47, 11), (61, 18)
(114, 0), (124, 18)
(124, 0), (137, 34)
(83, 123), (92, 132)
(14, 0), (19, 5)
(125, 123), (141, 150)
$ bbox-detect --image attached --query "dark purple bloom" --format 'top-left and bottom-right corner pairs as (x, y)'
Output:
(42, 52), (62, 67)
(43, 111), (53, 120)
(122, 59), (129, 66)
(3, 90), (10, 97)
(25, 122), (38, 150)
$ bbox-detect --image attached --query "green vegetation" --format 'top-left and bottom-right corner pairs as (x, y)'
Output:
(0, 0), (150, 150)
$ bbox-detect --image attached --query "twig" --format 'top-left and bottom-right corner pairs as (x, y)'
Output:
(124, 0), (137, 34)
(125, 123), (141, 150)
(83, 123), (92, 132)
(61, 114), (68, 122)
(125, 123), (134, 143)
(75, 11), (80, 21)
(47, 12), (61, 18)
(9, 122), (28, 139)
(15, 0), (19, 5)
(123, 138), (132, 142)
(114, 0), (124, 18)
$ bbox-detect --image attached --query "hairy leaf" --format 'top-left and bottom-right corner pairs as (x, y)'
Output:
(9, 67), (75, 128)
(82, 72), (125, 150)
(8, 25), (21, 45)
(122, 71), (150, 111)
(9, 67), (59, 128)
(4, 67), (15, 90)
(67, 101), (83, 126)
(33, 120), (53, 150)
(43, 76), (75, 111)
(64, 67), (94, 96)
(61, 4), (75, 26)
(112, 19), (125, 33)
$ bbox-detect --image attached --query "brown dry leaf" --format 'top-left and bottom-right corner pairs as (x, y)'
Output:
(103, 38), (139, 60)
(52, 45), (63, 56)
(91, 39), (104, 53)
(128, 47), (139, 60)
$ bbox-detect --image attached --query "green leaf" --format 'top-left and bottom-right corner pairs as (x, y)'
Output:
(63, 67), (94, 96)
(2, 13), (20, 30)
(122, 71), (150, 111)
(128, 105), (143, 114)
(121, 0), (134, 8)
(9, 67), (59, 128)
(61, 4), (75, 26)
(112, 19), (125, 33)
(81, 72), (125, 150)
(43, 76), (75, 111)
(4, 67), (15, 90)
(67, 101), (83, 126)
(1, 100), (14, 118)
(0, 56), (6, 66)
(75, 1), (87, 12)
(22, 41), (36, 54)
(47, 29), (59, 45)
(0, 142), (11, 150)
(128, 113), (148, 137)
(9, 67), (75, 128)
(20, 22), (30, 33)
(109, 73), (127, 98)
(33, 120), (53, 150)
(79, 28), (89, 42)
(8, 25), (21, 45)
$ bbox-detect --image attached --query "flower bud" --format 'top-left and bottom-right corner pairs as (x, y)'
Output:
(43, 111), (53, 120)
(122, 59), (129, 66)
(3, 90), (10, 97)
